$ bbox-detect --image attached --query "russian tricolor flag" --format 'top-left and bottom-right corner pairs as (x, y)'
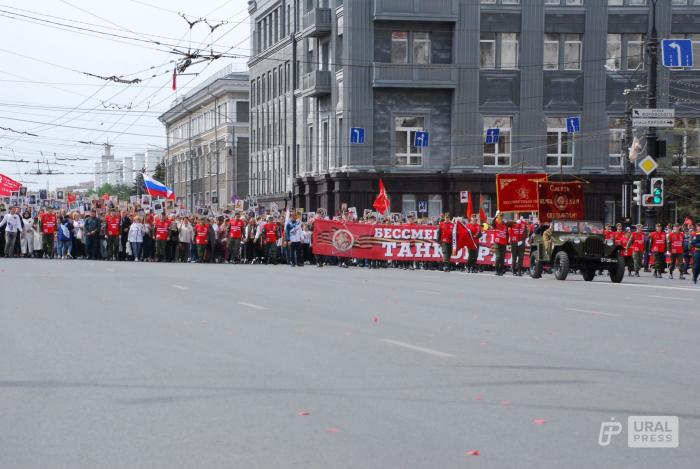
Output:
(143, 174), (175, 200)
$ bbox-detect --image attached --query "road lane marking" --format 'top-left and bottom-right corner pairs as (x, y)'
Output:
(416, 289), (441, 296)
(106, 268), (115, 272)
(649, 295), (693, 301)
(172, 284), (189, 290)
(380, 339), (453, 358)
(566, 308), (621, 318)
(239, 302), (268, 311)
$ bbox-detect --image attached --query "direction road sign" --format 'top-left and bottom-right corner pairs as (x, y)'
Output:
(632, 118), (674, 128)
(414, 131), (429, 148)
(485, 128), (500, 145)
(566, 117), (580, 133)
(638, 155), (659, 176)
(662, 39), (693, 67)
(418, 201), (428, 213)
(350, 127), (365, 144)
(632, 108), (674, 119)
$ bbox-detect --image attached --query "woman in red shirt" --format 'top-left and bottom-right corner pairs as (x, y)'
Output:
(194, 217), (209, 263)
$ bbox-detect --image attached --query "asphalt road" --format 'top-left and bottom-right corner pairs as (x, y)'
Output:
(1, 259), (699, 469)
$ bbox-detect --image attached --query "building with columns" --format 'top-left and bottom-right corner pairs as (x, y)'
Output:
(248, 0), (700, 223)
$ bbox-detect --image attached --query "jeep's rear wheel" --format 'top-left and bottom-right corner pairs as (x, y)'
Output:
(553, 251), (570, 281)
(582, 269), (595, 281)
(529, 252), (542, 279)
(609, 252), (625, 283)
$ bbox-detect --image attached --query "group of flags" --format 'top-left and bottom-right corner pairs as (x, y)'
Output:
(373, 178), (487, 223)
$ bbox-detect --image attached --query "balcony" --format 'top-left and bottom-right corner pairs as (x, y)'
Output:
(374, 0), (458, 22)
(301, 8), (332, 37)
(372, 63), (457, 88)
(301, 70), (332, 97)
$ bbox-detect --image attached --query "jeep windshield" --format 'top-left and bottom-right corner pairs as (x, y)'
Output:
(551, 220), (604, 235)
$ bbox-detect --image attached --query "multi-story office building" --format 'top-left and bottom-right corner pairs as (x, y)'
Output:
(248, 0), (700, 223)
(160, 66), (250, 209)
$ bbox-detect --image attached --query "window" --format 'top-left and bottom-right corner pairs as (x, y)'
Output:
(627, 34), (644, 70)
(546, 118), (574, 167)
(606, 34), (622, 70)
(609, 118), (625, 168)
(336, 117), (343, 168)
(413, 32), (431, 65)
(483, 117), (512, 167)
(604, 200), (616, 226)
(544, 34), (560, 70)
(395, 116), (425, 166)
(428, 195), (442, 218)
(670, 118), (700, 167)
(391, 32), (408, 64)
(609, 0), (646, 4)
(673, 0), (700, 4)
(307, 125), (314, 172)
(481, 0), (520, 4)
(545, 0), (583, 4)
(321, 121), (329, 172)
(479, 32), (519, 69)
(564, 34), (582, 70)
(402, 194), (416, 214)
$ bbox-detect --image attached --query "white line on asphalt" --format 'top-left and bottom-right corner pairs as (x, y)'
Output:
(591, 282), (698, 292)
(566, 308), (621, 318)
(238, 302), (268, 311)
(106, 268), (115, 272)
(649, 295), (693, 301)
(380, 339), (454, 358)
(172, 284), (189, 290)
(416, 289), (441, 296)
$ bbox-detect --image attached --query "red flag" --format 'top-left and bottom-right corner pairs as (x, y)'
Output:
(466, 191), (474, 218)
(453, 220), (477, 252)
(373, 178), (390, 216)
(172, 68), (177, 91)
(0, 172), (22, 197)
(478, 194), (487, 224)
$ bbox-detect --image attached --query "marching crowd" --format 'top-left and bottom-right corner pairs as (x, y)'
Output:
(1, 205), (699, 284)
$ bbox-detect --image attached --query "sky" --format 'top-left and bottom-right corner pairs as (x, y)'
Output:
(0, 0), (250, 190)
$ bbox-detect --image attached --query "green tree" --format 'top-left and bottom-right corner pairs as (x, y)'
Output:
(93, 183), (131, 201)
(131, 171), (145, 196)
(153, 160), (166, 183)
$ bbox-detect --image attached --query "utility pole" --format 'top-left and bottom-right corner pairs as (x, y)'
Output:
(644, 0), (659, 230)
(622, 98), (634, 222)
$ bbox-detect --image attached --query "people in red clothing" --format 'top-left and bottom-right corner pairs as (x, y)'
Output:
(466, 214), (482, 273)
(508, 217), (528, 276)
(194, 217), (209, 263)
(227, 213), (245, 263)
(617, 227), (633, 276)
(262, 216), (279, 265)
(491, 213), (509, 276)
(649, 223), (667, 278)
(604, 224), (614, 242)
(40, 208), (57, 258)
(154, 213), (170, 262)
(437, 214), (455, 272)
(668, 223), (685, 279)
(629, 224), (645, 277)
(105, 210), (121, 260)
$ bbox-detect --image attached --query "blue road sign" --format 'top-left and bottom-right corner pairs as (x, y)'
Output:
(662, 39), (693, 68)
(566, 117), (580, 133)
(350, 127), (365, 144)
(418, 201), (428, 213)
(485, 128), (500, 145)
(414, 131), (429, 148)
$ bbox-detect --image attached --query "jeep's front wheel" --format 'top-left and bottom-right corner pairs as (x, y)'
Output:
(529, 252), (543, 279)
(553, 251), (570, 281)
(609, 252), (625, 283)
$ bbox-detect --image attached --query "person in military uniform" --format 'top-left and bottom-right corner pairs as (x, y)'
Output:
(649, 223), (667, 278)
(437, 213), (454, 272)
(668, 223), (685, 280)
(508, 216), (528, 276)
(466, 214), (481, 273)
(628, 224), (645, 277)
(691, 224), (700, 284)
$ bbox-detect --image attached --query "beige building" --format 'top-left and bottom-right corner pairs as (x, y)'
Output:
(159, 66), (250, 209)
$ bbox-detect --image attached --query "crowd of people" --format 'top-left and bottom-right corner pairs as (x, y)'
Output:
(0, 205), (699, 284)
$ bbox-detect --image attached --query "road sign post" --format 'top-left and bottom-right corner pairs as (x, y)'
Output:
(414, 131), (429, 148)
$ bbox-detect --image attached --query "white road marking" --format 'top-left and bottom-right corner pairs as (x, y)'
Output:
(380, 339), (453, 358)
(171, 284), (189, 290)
(415, 289), (441, 296)
(566, 308), (621, 318)
(649, 295), (693, 301)
(106, 268), (115, 272)
(238, 302), (268, 311)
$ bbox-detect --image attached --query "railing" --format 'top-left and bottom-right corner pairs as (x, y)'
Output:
(372, 63), (457, 88)
(374, 0), (457, 20)
(302, 8), (332, 36)
(301, 70), (332, 96)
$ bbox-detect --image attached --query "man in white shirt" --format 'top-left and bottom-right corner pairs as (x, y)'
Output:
(0, 206), (23, 257)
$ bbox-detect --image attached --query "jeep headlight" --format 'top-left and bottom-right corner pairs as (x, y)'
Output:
(574, 238), (581, 244)
(606, 239), (614, 247)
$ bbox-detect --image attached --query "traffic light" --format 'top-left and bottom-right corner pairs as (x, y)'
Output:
(632, 180), (644, 205)
(651, 177), (664, 205)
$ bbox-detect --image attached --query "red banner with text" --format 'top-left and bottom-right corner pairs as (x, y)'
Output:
(537, 181), (585, 222)
(496, 173), (548, 213)
(0, 172), (22, 197)
(312, 220), (529, 267)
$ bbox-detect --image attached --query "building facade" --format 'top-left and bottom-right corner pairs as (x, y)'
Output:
(248, 0), (700, 223)
(159, 67), (250, 210)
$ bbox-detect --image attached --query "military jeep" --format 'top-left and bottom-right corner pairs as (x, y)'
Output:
(529, 220), (625, 283)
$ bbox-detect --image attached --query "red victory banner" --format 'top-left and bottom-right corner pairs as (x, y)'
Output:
(496, 173), (548, 213)
(537, 181), (585, 223)
(0, 172), (22, 196)
(312, 219), (529, 267)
